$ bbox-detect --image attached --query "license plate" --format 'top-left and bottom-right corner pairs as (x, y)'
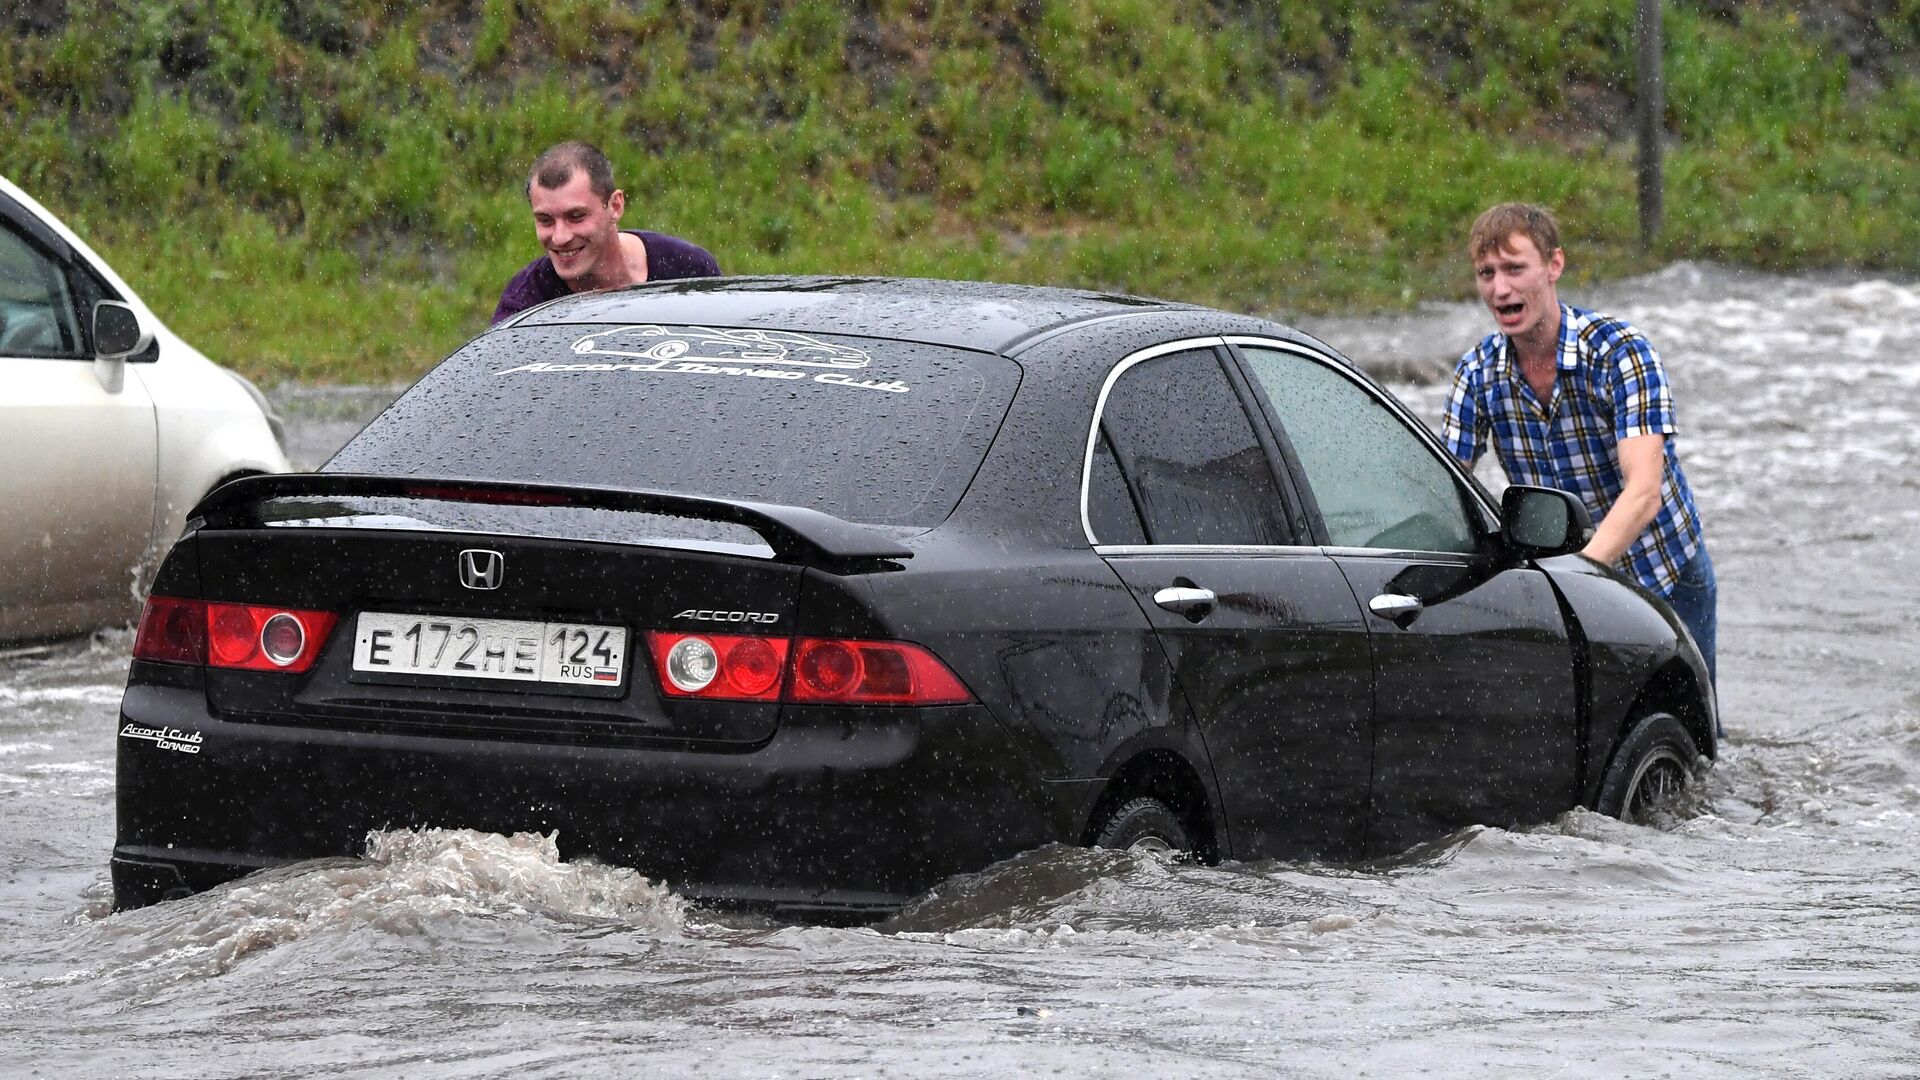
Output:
(352, 612), (628, 687)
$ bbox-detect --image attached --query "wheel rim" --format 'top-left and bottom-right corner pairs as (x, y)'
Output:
(1127, 835), (1176, 856)
(1623, 746), (1691, 824)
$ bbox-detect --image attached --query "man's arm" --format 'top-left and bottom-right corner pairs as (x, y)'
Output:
(1439, 356), (1485, 468)
(1583, 433), (1665, 565)
(492, 271), (532, 326)
(491, 258), (558, 326)
(1587, 316), (1677, 567)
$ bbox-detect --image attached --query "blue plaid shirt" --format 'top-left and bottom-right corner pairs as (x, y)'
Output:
(1442, 304), (1705, 597)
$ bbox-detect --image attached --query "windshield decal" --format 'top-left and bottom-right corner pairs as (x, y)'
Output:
(573, 325), (873, 369)
(494, 326), (910, 393)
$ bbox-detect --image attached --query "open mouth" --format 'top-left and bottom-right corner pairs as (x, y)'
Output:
(1496, 302), (1524, 318)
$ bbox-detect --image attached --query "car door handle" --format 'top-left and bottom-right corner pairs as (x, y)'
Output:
(1154, 586), (1216, 618)
(1367, 593), (1424, 622)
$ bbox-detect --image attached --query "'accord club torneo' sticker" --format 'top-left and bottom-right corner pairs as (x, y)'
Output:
(493, 326), (910, 393)
(572, 325), (874, 368)
(119, 723), (203, 754)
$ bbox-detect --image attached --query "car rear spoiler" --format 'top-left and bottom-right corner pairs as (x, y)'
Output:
(188, 472), (914, 566)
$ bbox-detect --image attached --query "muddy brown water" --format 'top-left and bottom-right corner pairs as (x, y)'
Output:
(2, 265), (1915, 1077)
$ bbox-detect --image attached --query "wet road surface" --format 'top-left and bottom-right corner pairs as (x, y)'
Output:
(2, 265), (1915, 1077)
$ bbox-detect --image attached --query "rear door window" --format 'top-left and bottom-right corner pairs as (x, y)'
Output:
(328, 324), (1020, 528)
(1094, 348), (1293, 546)
(1085, 429), (1148, 545)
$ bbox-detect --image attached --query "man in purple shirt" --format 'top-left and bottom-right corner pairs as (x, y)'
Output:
(491, 141), (720, 325)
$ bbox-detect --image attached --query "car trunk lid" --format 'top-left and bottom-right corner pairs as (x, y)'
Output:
(184, 475), (911, 746)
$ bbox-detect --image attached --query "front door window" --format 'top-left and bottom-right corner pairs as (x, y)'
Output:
(1239, 346), (1480, 554)
(0, 224), (84, 358)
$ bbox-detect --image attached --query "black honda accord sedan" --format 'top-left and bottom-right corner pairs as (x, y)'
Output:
(115, 276), (1716, 919)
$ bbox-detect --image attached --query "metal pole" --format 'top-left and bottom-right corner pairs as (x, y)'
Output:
(1636, 0), (1664, 250)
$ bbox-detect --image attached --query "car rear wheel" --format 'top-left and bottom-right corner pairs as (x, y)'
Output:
(1093, 797), (1192, 855)
(1597, 711), (1701, 825)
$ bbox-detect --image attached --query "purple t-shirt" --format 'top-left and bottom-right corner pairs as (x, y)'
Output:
(490, 230), (721, 324)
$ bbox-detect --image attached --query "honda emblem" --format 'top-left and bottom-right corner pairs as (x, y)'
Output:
(459, 549), (504, 590)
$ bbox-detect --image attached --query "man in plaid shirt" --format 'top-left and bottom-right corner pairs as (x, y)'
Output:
(1442, 203), (1716, 687)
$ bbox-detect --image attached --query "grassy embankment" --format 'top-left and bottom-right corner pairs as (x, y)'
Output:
(2, 0), (1916, 383)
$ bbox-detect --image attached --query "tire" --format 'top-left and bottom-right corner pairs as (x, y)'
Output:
(1093, 797), (1192, 855)
(1597, 711), (1700, 824)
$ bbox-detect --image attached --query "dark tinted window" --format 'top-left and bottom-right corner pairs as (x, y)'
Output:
(1098, 349), (1292, 545)
(1241, 346), (1480, 553)
(1086, 430), (1148, 545)
(327, 324), (1019, 528)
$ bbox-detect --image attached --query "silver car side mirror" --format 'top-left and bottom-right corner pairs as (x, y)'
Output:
(93, 300), (153, 393)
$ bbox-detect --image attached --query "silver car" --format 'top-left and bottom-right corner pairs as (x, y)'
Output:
(0, 176), (289, 643)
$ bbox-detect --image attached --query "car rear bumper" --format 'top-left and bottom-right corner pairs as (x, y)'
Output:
(114, 681), (1092, 921)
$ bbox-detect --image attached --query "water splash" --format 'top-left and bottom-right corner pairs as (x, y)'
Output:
(59, 829), (686, 996)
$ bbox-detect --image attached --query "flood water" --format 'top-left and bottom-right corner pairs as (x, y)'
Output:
(2, 265), (1916, 1076)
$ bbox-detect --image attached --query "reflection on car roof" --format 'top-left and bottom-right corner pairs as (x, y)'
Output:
(508, 275), (1199, 354)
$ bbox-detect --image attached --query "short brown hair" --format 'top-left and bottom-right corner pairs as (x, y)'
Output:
(526, 141), (616, 202)
(1469, 202), (1561, 262)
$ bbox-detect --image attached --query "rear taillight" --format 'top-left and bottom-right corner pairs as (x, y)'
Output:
(646, 632), (790, 702)
(644, 633), (973, 706)
(206, 602), (337, 672)
(788, 638), (972, 705)
(131, 596), (336, 673)
(132, 596), (208, 665)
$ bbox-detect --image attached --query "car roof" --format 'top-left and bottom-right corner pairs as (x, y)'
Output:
(501, 275), (1210, 354)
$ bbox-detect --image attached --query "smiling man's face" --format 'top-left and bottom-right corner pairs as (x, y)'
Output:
(530, 171), (626, 289)
(1474, 231), (1565, 344)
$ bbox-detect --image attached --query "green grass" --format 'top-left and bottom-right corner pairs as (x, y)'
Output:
(2, 0), (1915, 382)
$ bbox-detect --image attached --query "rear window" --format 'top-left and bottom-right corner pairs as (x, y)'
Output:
(327, 324), (1020, 527)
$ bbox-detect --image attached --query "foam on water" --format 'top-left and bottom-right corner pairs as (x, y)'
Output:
(34, 829), (686, 1000)
(882, 844), (1368, 936)
(0, 741), (55, 756)
(0, 684), (124, 707)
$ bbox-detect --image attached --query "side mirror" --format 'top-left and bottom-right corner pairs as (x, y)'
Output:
(92, 300), (153, 394)
(94, 300), (151, 359)
(1501, 485), (1593, 558)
